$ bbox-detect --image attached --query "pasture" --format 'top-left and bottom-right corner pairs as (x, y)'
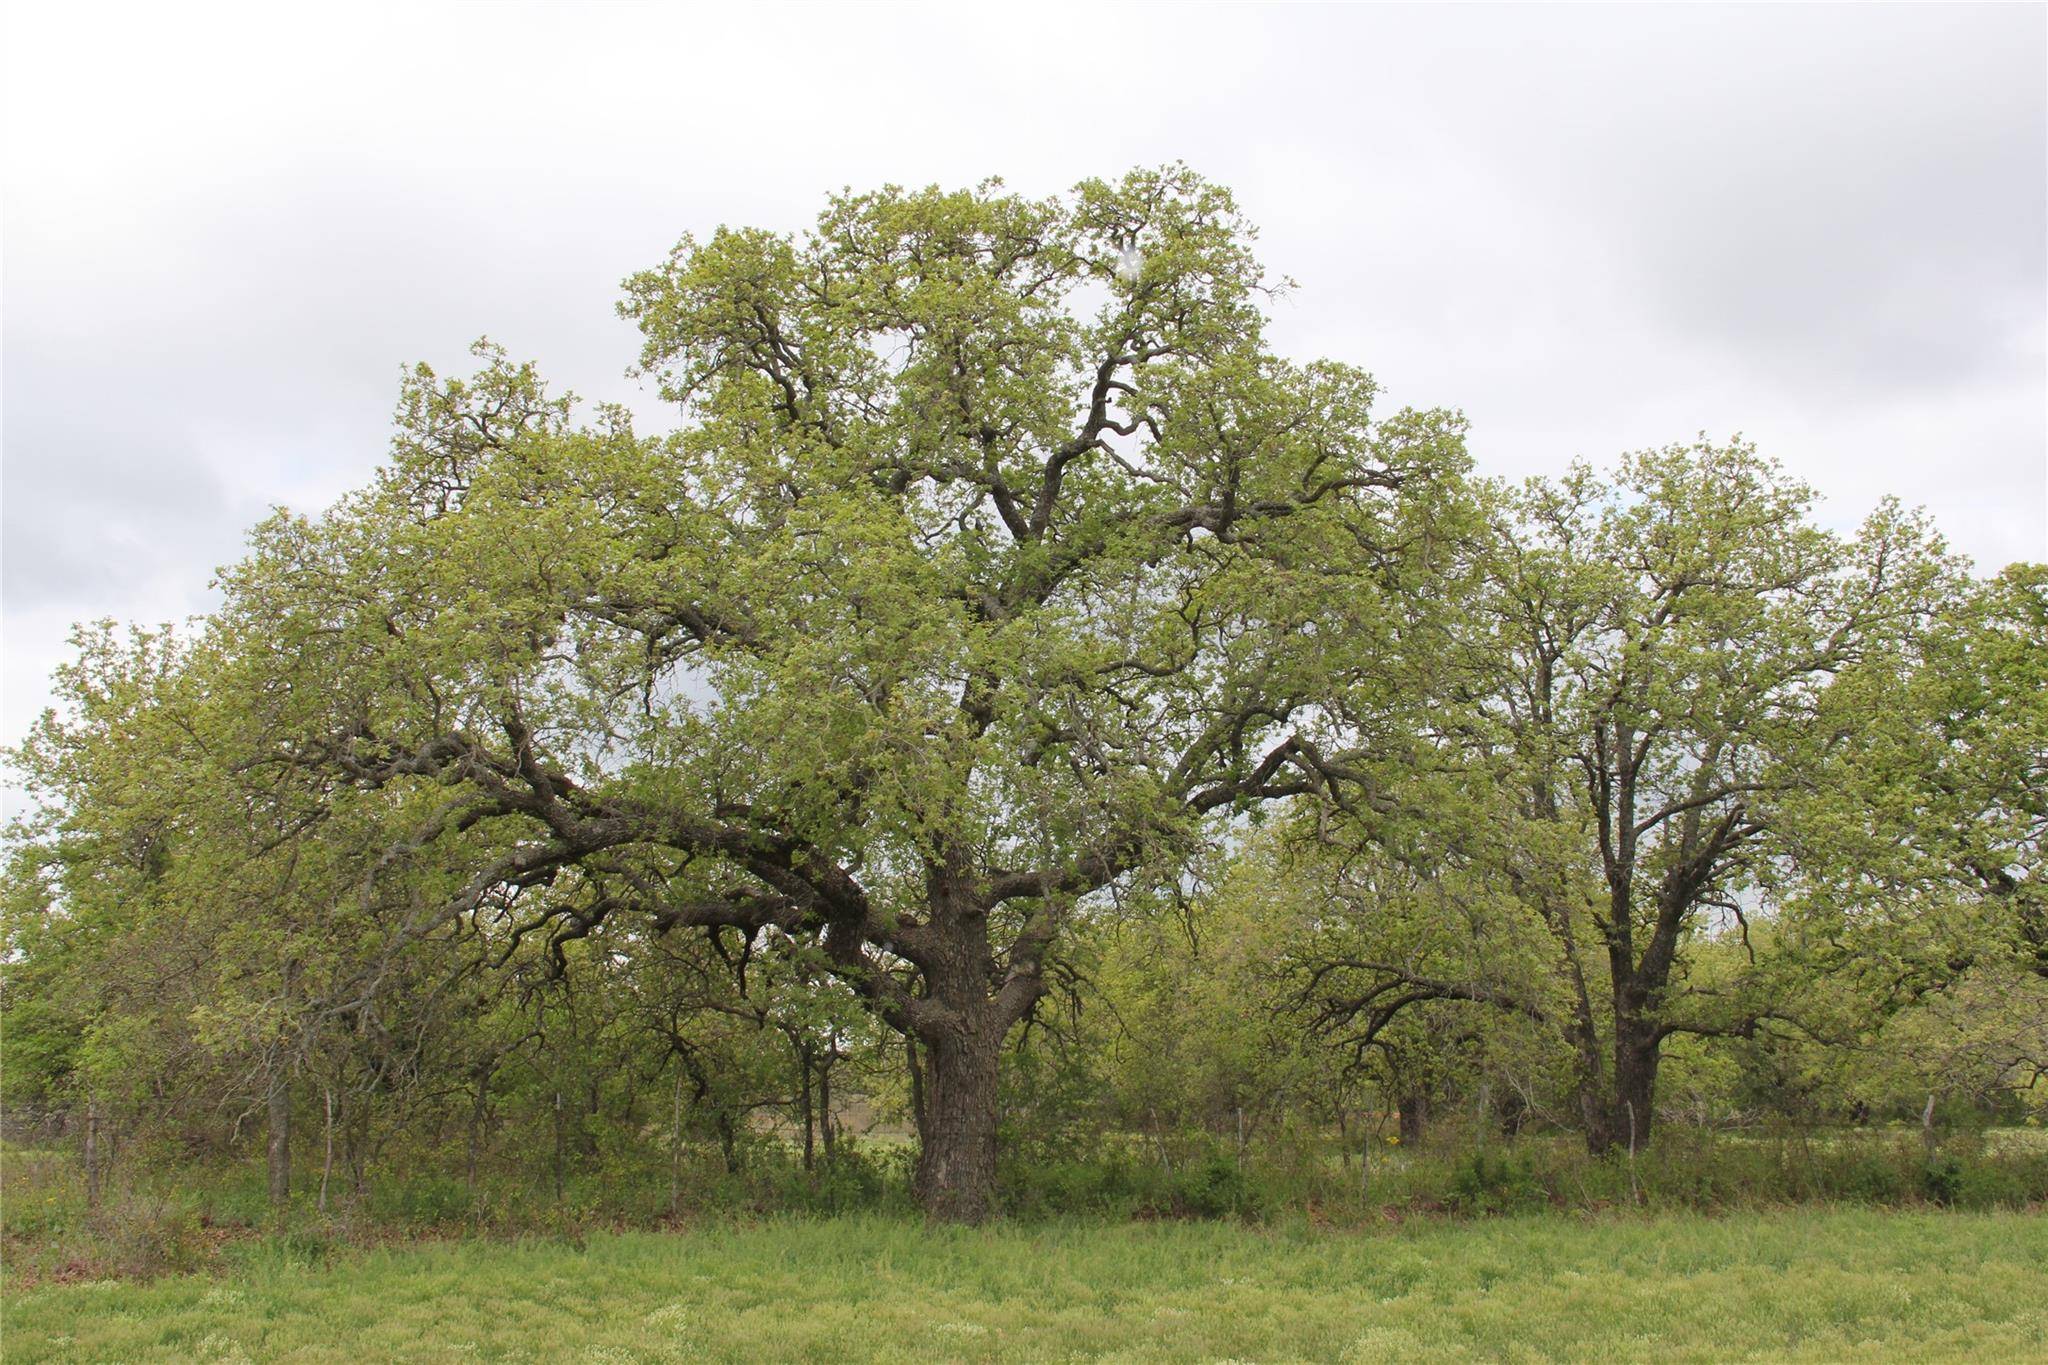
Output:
(5, 1210), (2045, 1362)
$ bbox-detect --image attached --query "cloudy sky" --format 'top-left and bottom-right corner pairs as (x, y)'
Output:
(4, 3), (2044, 783)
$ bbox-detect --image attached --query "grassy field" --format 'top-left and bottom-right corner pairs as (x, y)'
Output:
(3, 1210), (2044, 1362)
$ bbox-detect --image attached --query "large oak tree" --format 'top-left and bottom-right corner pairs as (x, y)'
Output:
(78, 169), (1466, 1220)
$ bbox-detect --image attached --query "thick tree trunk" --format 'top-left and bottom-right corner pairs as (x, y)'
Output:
(266, 1067), (292, 1211)
(1619, 1044), (1657, 1153)
(914, 1025), (1001, 1224)
(1583, 1026), (1659, 1155)
(901, 856), (1044, 1222)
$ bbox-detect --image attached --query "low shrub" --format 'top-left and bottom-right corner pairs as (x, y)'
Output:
(1922, 1156), (1965, 1207)
(1445, 1150), (1547, 1215)
(86, 1192), (209, 1278)
(1173, 1152), (1252, 1218)
(367, 1172), (471, 1225)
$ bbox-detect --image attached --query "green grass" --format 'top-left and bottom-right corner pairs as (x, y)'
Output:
(4, 1211), (2044, 1362)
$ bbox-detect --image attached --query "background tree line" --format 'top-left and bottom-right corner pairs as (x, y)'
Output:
(4, 169), (2043, 1224)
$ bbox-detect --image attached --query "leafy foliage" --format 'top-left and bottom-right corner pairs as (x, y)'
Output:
(4, 170), (2042, 1232)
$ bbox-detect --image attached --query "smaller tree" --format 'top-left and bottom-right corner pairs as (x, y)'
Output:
(1291, 443), (1962, 1152)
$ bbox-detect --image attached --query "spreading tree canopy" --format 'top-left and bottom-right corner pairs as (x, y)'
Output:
(14, 168), (1469, 1220)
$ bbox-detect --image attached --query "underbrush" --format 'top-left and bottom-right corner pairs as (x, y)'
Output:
(5, 1125), (2043, 1284)
(999, 1125), (2048, 1221)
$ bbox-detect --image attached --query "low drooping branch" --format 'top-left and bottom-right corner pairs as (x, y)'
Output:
(1294, 955), (1547, 1072)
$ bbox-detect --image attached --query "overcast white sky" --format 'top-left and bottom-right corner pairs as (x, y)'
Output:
(3, 3), (2045, 792)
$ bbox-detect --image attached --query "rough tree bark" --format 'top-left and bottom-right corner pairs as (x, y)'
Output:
(1584, 1022), (1661, 1155)
(905, 869), (1016, 1223)
(913, 1023), (1002, 1223)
